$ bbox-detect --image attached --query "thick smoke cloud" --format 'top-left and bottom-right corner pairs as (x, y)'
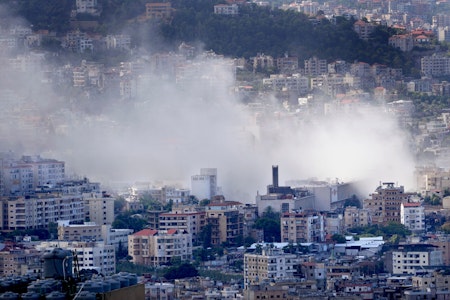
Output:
(0, 9), (415, 202)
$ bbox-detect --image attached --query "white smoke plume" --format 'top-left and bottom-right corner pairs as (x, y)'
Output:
(0, 9), (415, 202)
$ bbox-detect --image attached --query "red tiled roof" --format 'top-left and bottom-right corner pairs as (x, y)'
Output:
(402, 202), (420, 207)
(134, 229), (158, 236)
(167, 229), (178, 235)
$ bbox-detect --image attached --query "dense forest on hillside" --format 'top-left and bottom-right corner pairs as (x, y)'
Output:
(0, 0), (416, 74)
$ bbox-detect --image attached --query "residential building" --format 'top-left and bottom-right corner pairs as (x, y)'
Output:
(304, 57), (327, 76)
(191, 168), (217, 200)
(205, 196), (244, 246)
(276, 56), (299, 73)
(37, 241), (116, 275)
(281, 211), (325, 243)
(101, 225), (133, 251)
(353, 20), (376, 40)
(251, 54), (274, 72)
(145, 3), (173, 20)
(427, 235), (450, 266)
(389, 34), (414, 51)
(400, 202), (425, 232)
(83, 191), (115, 225)
(324, 211), (344, 235)
(214, 4), (239, 15)
(262, 73), (309, 95)
(159, 209), (206, 245)
(421, 54), (450, 77)
(128, 229), (192, 266)
(344, 206), (370, 229)
(388, 244), (443, 275)
(363, 182), (413, 225)
(415, 166), (450, 196)
(244, 247), (297, 288)
(0, 244), (41, 276)
(412, 270), (450, 291)
(0, 154), (65, 196)
(438, 26), (450, 43)
(1, 194), (84, 231)
(76, 0), (99, 15)
(57, 221), (102, 241)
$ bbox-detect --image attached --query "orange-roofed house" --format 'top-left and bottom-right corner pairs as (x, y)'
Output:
(400, 202), (425, 232)
(128, 228), (192, 266)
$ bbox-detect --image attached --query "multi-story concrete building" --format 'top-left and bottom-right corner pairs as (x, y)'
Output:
(389, 34), (414, 51)
(388, 244), (443, 275)
(205, 196), (244, 246)
(213, 4), (239, 15)
(412, 270), (450, 291)
(57, 221), (102, 241)
(421, 54), (450, 77)
(0, 244), (41, 276)
(262, 73), (309, 95)
(304, 57), (327, 76)
(83, 191), (115, 225)
(244, 247), (297, 288)
(37, 241), (116, 275)
(353, 20), (376, 40)
(191, 168), (217, 201)
(0, 154), (65, 196)
(128, 229), (192, 266)
(281, 211), (325, 243)
(145, 3), (173, 20)
(76, 0), (99, 15)
(159, 209), (206, 245)
(401, 202), (425, 232)
(363, 182), (413, 225)
(344, 206), (370, 230)
(1, 194), (84, 231)
(415, 166), (450, 196)
(287, 179), (359, 211)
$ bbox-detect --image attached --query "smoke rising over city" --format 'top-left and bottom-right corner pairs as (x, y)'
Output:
(0, 9), (416, 201)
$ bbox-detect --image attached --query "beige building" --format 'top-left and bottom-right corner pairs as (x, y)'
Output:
(205, 197), (244, 246)
(363, 182), (413, 225)
(0, 245), (41, 276)
(57, 221), (102, 241)
(344, 206), (370, 229)
(159, 209), (206, 246)
(145, 3), (173, 20)
(83, 192), (115, 225)
(389, 244), (443, 275)
(281, 211), (325, 243)
(415, 166), (450, 196)
(412, 270), (450, 290)
(128, 229), (192, 266)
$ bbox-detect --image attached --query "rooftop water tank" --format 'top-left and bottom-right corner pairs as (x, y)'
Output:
(42, 248), (73, 279)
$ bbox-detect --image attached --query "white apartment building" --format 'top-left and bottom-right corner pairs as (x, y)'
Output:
(0, 155), (65, 196)
(400, 202), (425, 232)
(421, 54), (450, 77)
(76, 0), (98, 14)
(57, 221), (133, 250)
(214, 4), (239, 15)
(191, 168), (217, 200)
(244, 247), (297, 288)
(128, 229), (192, 266)
(391, 245), (443, 275)
(1, 194), (84, 231)
(37, 241), (116, 275)
(262, 74), (309, 95)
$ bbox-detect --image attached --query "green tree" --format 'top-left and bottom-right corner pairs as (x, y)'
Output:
(254, 207), (281, 242)
(164, 263), (199, 280)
